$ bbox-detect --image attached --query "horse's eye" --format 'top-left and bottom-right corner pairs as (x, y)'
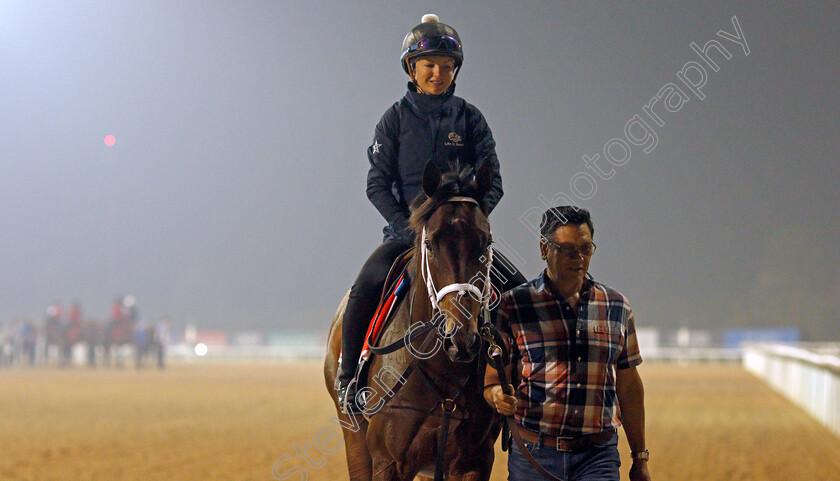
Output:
(424, 239), (433, 253)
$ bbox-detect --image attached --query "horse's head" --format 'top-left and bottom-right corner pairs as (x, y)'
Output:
(409, 160), (495, 363)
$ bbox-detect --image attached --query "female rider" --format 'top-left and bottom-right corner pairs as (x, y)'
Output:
(338, 14), (525, 413)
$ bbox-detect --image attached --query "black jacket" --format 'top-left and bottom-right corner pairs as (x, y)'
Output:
(366, 83), (504, 242)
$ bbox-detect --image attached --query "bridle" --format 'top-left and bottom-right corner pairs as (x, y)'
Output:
(419, 196), (493, 328)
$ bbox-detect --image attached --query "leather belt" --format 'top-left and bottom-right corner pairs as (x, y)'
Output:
(518, 428), (617, 452)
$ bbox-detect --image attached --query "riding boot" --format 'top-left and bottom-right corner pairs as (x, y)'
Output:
(338, 238), (411, 414)
(338, 290), (375, 414)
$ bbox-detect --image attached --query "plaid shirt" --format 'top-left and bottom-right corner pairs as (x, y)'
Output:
(498, 270), (642, 437)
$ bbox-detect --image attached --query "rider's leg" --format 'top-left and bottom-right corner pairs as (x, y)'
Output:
(339, 239), (412, 391)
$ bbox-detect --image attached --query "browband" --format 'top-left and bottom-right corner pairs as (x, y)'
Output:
(447, 196), (478, 205)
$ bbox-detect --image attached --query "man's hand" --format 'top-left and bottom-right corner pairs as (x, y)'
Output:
(629, 459), (651, 481)
(617, 367), (650, 481)
(484, 384), (516, 416)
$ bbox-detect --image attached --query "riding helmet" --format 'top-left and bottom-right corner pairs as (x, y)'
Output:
(400, 14), (463, 74)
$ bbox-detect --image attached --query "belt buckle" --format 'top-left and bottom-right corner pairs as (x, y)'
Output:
(555, 435), (575, 452)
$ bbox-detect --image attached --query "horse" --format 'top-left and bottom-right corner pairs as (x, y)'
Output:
(325, 161), (501, 481)
(103, 297), (139, 367)
(104, 317), (134, 367)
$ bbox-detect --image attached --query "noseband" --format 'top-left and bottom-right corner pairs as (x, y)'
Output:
(420, 196), (493, 324)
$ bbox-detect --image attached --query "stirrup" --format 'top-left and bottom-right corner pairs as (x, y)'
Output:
(338, 382), (364, 414)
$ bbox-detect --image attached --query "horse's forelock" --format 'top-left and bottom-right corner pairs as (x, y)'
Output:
(408, 168), (486, 239)
(413, 197), (489, 250)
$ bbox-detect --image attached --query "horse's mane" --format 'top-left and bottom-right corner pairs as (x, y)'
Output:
(408, 165), (489, 242)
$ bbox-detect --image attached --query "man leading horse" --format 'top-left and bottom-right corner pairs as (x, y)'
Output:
(485, 206), (653, 481)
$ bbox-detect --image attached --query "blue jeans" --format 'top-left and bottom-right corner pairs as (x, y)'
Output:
(507, 433), (621, 481)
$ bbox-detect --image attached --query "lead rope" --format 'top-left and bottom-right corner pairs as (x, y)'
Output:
(484, 333), (567, 481)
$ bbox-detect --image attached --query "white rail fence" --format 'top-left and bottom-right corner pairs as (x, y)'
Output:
(742, 343), (840, 438)
(168, 343), (327, 361)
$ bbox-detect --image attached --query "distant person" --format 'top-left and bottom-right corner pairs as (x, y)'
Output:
(153, 318), (170, 369)
(66, 302), (82, 343)
(123, 295), (139, 322)
(63, 301), (83, 366)
(336, 13), (526, 413)
(44, 301), (63, 365)
(484, 206), (652, 481)
(21, 320), (37, 366)
(110, 297), (125, 322)
(133, 319), (150, 369)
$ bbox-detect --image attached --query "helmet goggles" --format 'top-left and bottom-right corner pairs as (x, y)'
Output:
(402, 35), (462, 60)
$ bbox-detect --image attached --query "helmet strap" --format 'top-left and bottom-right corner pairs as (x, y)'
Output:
(407, 61), (430, 95)
(452, 64), (462, 84)
(408, 72), (426, 95)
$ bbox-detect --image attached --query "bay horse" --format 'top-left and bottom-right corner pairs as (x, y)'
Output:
(104, 317), (134, 367)
(325, 161), (501, 481)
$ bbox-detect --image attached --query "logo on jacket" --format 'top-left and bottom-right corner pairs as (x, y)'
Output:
(445, 132), (463, 147)
(372, 140), (382, 154)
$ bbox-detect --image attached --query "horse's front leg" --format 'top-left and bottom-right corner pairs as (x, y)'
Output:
(370, 458), (401, 481)
(371, 456), (426, 481)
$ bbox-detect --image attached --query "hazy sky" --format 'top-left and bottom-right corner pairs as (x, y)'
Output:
(1, 1), (838, 339)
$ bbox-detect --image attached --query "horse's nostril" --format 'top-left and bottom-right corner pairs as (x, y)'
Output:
(465, 332), (479, 354)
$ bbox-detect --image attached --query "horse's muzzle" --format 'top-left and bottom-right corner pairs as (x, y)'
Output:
(445, 331), (480, 363)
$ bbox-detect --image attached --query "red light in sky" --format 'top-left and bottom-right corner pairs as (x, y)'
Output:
(104, 135), (116, 147)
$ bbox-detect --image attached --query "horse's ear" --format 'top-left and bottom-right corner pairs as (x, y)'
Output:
(475, 159), (494, 200)
(423, 161), (442, 198)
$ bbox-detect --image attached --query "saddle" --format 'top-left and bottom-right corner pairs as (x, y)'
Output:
(363, 248), (413, 348)
(339, 248), (415, 396)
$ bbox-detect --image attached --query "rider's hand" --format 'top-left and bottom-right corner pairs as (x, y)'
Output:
(485, 384), (516, 416)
